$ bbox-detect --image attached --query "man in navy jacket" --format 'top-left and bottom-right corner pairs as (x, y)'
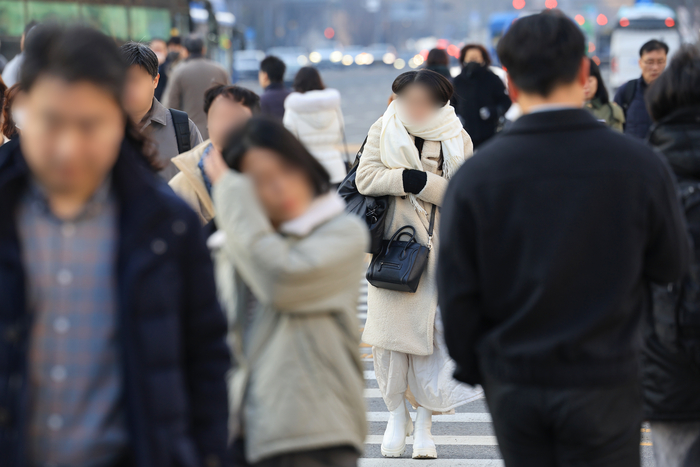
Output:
(0, 25), (230, 467)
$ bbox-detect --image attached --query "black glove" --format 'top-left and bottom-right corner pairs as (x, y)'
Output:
(402, 169), (427, 195)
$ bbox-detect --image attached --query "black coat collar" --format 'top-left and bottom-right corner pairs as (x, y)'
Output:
(505, 108), (603, 135)
(649, 106), (700, 180)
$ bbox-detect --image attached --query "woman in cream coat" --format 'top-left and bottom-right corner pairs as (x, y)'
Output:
(356, 70), (483, 459)
(204, 118), (368, 467)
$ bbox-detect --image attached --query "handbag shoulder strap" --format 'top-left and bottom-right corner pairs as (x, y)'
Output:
(427, 205), (437, 249)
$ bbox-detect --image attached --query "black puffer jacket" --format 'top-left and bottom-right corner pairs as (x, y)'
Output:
(643, 106), (700, 421)
(452, 63), (511, 148)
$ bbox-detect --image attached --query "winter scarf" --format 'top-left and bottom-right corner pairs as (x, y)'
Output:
(380, 100), (464, 214)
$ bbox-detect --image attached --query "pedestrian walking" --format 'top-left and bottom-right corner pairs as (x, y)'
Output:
(202, 117), (368, 467)
(614, 39), (668, 139)
(149, 38), (169, 101)
(2, 84), (26, 141)
(284, 66), (347, 185)
(438, 12), (690, 467)
(0, 24), (230, 467)
(584, 57), (625, 132)
(355, 69), (481, 460)
(170, 84), (260, 225)
(642, 44), (700, 467)
(162, 34), (229, 139)
(259, 56), (291, 120)
(121, 42), (202, 181)
(1, 21), (37, 87)
(452, 44), (511, 148)
(424, 48), (452, 81)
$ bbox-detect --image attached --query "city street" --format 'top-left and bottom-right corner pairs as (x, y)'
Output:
(242, 66), (657, 466)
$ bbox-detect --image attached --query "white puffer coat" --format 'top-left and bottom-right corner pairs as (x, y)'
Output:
(283, 88), (347, 183)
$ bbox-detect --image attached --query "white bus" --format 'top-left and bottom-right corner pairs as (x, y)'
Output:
(610, 3), (681, 89)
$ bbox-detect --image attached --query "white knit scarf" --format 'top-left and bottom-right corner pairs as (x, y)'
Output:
(380, 100), (465, 214)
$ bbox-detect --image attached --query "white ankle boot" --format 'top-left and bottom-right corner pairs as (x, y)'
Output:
(412, 406), (437, 459)
(381, 403), (413, 457)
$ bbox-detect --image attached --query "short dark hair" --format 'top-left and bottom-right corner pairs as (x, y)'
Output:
(260, 56), (286, 83)
(167, 36), (181, 47)
(21, 24), (160, 170)
(184, 34), (204, 55)
(2, 84), (21, 139)
(392, 69), (453, 106)
(588, 58), (610, 105)
(497, 11), (585, 97)
(120, 41), (159, 79)
(460, 44), (491, 67)
(24, 21), (38, 37)
(640, 40), (669, 58)
(204, 84), (261, 114)
(427, 48), (449, 67)
(647, 45), (700, 122)
(293, 67), (325, 93)
(223, 117), (331, 196)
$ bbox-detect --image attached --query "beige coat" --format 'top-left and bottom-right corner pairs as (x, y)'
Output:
(211, 171), (369, 463)
(356, 117), (473, 356)
(169, 140), (214, 225)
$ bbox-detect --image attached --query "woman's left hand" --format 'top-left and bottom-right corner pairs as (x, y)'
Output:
(203, 146), (229, 185)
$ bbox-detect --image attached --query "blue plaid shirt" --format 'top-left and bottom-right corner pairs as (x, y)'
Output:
(18, 179), (128, 467)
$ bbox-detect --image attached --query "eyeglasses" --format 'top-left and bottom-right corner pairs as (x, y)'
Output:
(642, 59), (666, 67)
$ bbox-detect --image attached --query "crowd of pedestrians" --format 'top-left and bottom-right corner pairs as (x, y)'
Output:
(1, 9), (700, 467)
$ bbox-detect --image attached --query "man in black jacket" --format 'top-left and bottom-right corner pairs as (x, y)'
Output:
(438, 12), (690, 467)
(0, 25), (230, 467)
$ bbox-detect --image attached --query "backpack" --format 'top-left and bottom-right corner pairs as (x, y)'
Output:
(169, 108), (192, 154)
(337, 136), (426, 255)
(619, 79), (638, 116)
(653, 180), (700, 367)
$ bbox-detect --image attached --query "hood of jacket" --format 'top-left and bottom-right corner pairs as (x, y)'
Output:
(649, 106), (700, 180)
(284, 88), (341, 130)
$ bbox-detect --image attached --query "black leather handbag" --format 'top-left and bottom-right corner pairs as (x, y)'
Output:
(337, 137), (388, 254)
(366, 205), (436, 293)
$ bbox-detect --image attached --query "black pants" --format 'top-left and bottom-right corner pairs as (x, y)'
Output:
(482, 373), (643, 467)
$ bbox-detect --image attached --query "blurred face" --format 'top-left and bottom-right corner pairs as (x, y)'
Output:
(240, 147), (314, 226)
(464, 48), (485, 65)
(640, 49), (667, 84)
(396, 83), (440, 125)
(123, 65), (158, 122)
(583, 75), (598, 101)
(21, 77), (125, 196)
(207, 96), (253, 151)
(150, 40), (167, 65)
(258, 71), (270, 89)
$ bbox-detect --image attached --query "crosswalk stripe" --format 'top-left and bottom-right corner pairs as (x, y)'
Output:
(365, 388), (382, 398)
(358, 313), (368, 320)
(364, 370), (375, 379)
(366, 412), (492, 422)
(365, 435), (499, 446)
(359, 461), (504, 467)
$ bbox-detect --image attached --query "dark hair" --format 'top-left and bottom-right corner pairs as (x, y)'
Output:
(0, 75), (7, 119)
(640, 40), (669, 58)
(2, 84), (21, 139)
(120, 42), (159, 79)
(647, 45), (700, 122)
(260, 56), (286, 83)
(293, 67), (325, 93)
(497, 11), (585, 97)
(588, 57), (610, 104)
(21, 24), (160, 170)
(204, 84), (261, 114)
(460, 44), (491, 67)
(24, 21), (38, 37)
(427, 48), (449, 67)
(167, 36), (182, 47)
(392, 70), (453, 106)
(184, 34), (204, 55)
(223, 117), (331, 196)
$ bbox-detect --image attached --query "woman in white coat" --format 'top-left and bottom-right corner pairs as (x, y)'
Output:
(355, 70), (483, 459)
(284, 67), (348, 185)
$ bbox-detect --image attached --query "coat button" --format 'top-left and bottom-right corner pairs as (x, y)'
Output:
(172, 220), (187, 235)
(151, 239), (167, 255)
